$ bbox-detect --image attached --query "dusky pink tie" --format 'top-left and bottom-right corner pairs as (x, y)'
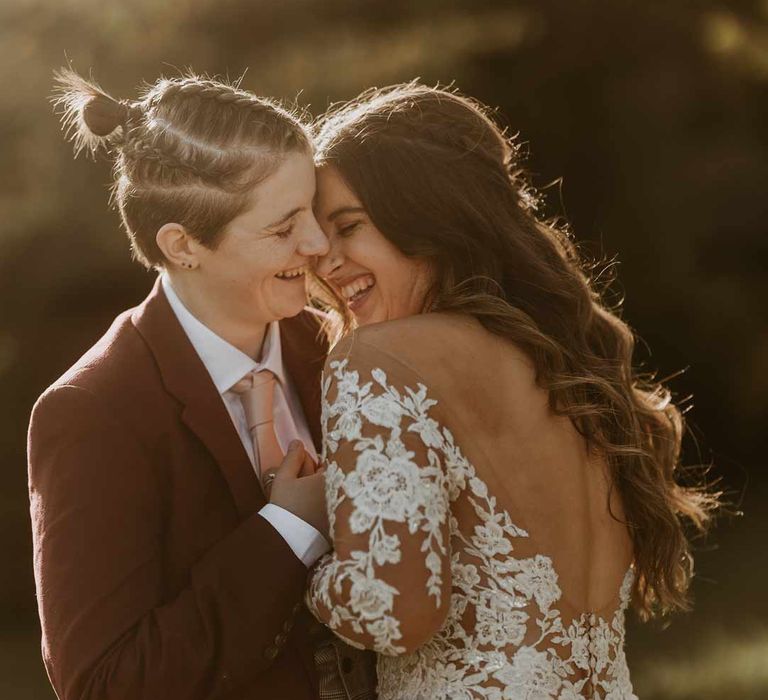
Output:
(230, 370), (284, 484)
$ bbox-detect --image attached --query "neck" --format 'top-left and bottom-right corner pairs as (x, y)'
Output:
(166, 271), (269, 359)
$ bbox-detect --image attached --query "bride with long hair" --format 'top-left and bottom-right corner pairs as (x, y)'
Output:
(298, 82), (720, 698)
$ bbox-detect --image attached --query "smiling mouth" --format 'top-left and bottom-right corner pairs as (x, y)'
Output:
(341, 274), (376, 311)
(275, 265), (307, 281)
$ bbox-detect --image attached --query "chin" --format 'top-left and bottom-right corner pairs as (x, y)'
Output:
(278, 301), (308, 320)
(270, 290), (309, 320)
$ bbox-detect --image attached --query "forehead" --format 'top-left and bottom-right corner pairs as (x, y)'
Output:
(314, 166), (361, 218)
(258, 150), (315, 205)
(229, 150), (315, 229)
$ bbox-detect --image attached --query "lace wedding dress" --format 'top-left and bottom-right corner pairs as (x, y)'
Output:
(308, 321), (637, 700)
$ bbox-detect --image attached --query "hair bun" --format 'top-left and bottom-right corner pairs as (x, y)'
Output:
(52, 68), (136, 157)
(82, 95), (129, 136)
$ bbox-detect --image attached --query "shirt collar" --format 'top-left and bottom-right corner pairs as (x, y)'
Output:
(161, 273), (287, 395)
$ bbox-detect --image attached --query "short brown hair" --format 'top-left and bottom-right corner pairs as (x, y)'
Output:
(53, 69), (310, 268)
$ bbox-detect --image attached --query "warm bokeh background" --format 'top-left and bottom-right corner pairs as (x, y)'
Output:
(2, 1), (766, 698)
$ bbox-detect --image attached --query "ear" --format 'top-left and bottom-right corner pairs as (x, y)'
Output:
(156, 223), (201, 270)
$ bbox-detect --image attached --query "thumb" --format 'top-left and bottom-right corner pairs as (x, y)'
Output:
(273, 440), (305, 481)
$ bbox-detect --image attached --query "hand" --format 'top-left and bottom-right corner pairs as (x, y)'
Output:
(267, 441), (329, 539)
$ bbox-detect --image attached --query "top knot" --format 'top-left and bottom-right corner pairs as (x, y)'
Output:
(51, 67), (142, 158)
(81, 95), (131, 136)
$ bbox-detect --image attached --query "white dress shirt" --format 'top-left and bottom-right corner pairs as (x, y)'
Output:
(162, 274), (329, 567)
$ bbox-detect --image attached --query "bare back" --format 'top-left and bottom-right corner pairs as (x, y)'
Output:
(308, 312), (637, 698)
(406, 313), (635, 613)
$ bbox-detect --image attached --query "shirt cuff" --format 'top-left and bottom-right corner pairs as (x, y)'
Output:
(258, 503), (331, 567)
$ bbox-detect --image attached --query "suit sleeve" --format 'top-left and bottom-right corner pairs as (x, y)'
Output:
(28, 384), (308, 700)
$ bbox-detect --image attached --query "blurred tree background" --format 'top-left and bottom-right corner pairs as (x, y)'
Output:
(1, 0), (766, 697)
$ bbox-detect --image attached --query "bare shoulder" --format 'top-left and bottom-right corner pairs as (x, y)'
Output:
(329, 313), (475, 365)
(325, 314), (547, 435)
(327, 312), (534, 391)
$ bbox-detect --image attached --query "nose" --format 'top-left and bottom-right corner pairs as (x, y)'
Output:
(297, 215), (330, 258)
(315, 233), (344, 279)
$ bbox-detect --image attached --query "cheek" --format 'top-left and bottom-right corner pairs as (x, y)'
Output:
(341, 236), (370, 268)
(390, 259), (434, 314)
(247, 242), (291, 283)
(352, 232), (399, 276)
(388, 253), (424, 293)
(405, 264), (427, 299)
(215, 254), (272, 302)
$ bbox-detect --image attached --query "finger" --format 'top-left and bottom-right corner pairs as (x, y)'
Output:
(303, 472), (325, 487)
(299, 452), (318, 477)
(273, 440), (305, 481)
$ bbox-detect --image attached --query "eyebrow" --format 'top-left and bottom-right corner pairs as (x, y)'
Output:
(327, 206), (367, 222)
(266, 206), (304, 229)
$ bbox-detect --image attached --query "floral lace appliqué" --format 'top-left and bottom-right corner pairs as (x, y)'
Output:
(308, 358), (637, 700)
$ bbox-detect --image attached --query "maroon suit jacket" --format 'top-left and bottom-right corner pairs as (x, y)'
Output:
(28, 279), (332, 700)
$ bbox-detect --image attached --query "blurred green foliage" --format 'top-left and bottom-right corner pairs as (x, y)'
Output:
(1, 1), (766, 698)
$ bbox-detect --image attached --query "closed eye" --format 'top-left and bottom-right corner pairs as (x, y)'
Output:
(273, 223), (294, 239)
(337, 221), (361, 237)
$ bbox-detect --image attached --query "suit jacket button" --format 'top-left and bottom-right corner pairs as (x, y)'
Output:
(264, 645), (279, 660)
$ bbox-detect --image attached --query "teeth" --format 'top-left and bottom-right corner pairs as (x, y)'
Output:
(341, 275), (375, 300)
(276, 265), (307, 279)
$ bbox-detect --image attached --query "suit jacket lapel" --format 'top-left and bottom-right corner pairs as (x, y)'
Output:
(280, 311), (328, 454)
(132, 278), (264, 519)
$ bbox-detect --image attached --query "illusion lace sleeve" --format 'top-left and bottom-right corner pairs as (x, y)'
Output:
(307, 345), (452, 655)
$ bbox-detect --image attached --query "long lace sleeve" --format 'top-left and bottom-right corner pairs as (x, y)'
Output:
(307, 345), (453, 656)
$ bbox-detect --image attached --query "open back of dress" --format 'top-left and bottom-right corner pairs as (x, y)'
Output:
(309, 313), (637, 699)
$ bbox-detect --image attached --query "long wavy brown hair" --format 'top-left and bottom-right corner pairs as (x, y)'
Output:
(311, 82), (719, 619)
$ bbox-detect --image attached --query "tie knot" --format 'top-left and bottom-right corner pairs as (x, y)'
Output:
(231, 369), (278, 433)
(230, 369), (276, 395)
